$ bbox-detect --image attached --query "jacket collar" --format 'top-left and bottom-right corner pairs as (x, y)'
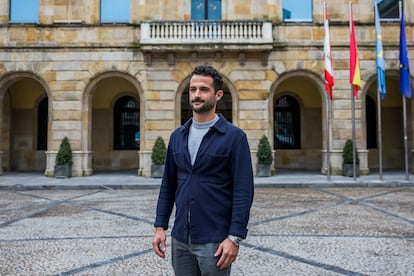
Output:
(181, 113), (227, 135)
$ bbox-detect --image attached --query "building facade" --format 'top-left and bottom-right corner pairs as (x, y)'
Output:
(0, 0), (413, 177)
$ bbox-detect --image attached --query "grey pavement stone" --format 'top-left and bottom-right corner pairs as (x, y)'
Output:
(0, 186), (413, 275)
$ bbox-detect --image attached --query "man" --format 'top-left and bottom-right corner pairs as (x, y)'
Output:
(152, 65), (254, 275)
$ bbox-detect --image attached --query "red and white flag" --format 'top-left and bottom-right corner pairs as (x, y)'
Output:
(324, 2), (334, 100)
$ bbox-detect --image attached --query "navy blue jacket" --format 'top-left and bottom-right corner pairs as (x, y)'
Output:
(154, 114), (254, 244)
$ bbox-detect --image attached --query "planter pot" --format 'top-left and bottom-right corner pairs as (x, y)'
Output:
(54, 165), (72, 178)
(342, 163), (359, 177)
(256, 164), (271, 177)
(151, 164), (165, 178)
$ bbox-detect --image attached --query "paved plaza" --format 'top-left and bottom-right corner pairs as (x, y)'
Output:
(0, 176), (413, 275)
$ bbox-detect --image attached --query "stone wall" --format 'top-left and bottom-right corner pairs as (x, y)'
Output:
(0, 0), (413, 176)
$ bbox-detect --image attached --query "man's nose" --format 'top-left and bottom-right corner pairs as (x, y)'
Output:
(193, 88), (202, 96)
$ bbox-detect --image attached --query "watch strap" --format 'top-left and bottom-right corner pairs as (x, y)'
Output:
(227, 235), (242, 246)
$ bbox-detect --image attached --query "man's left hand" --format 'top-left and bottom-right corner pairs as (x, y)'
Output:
(214, 238), (239, 270)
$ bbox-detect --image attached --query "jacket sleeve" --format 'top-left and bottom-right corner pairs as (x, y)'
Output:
(228, 132), (254, 239)
(154, 137), (178, 230)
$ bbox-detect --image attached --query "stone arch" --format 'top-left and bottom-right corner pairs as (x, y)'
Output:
(82, 71), (144, 175)
(0, 71), (51, 174)
(270, 69), (327, 172)
(363, 70), (412, 171)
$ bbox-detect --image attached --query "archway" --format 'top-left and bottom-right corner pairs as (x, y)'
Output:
(270, 70), (326, 172)
(83, 72), (143, 174)
(365, 72), (410, 170)
(0, 72), (49, 173)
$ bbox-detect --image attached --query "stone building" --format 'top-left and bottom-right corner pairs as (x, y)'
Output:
(0, 0), (412, 177)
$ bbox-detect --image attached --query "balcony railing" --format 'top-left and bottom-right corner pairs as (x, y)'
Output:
(140, 20), (273, 47)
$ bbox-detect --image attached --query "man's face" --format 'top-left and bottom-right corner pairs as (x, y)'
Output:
(189, 74), (223, 114)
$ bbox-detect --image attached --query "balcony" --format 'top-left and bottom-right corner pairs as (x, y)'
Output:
(140, 20), (273, 51)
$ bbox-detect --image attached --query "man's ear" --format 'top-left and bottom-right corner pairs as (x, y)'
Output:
(216, 89), (224, 101)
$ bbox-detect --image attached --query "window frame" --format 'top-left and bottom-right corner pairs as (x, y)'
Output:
(113, 96), (140, 150)
(273, 95), (301, 150)
(100, 0), (130, 24)
(191, 0), (222, 20)
(9, 0), (39, 24)
(282, 0), (313, 23)
(377, 0), (401, 22)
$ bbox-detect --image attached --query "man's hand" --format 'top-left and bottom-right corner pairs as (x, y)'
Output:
(214, 238), (239, 270)
(152, 227), (167, 258)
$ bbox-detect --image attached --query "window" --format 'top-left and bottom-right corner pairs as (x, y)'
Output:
(37, 98), (48, 150)
(114, 96), (140, 150)
(10, 0), (38, 23)
(191, 0), (222, 20)
(366, 95), (377, 149)
(101, 0), (130, 23)
(376, 0), (400, 21)
(282, 0), (312, 22)
(274, 96), (300, 149)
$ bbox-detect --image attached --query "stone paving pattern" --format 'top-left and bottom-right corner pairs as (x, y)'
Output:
(1, 185), (413, 275)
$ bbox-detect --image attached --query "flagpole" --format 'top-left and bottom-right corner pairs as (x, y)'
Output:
(351, 85), (356, 181)
(402, 96), (409, 180)
(399, 0), (410, 181)
(377, 88), (383, 181)
(326, 95), (331, 181)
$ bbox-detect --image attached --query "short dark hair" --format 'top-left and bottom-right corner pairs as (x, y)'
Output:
(190, 65), (223, 92)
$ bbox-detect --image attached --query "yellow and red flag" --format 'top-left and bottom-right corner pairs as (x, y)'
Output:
(349, 3), (361, 98)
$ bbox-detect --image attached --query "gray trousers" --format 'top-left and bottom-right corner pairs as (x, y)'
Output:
(172, 237), (231, 276)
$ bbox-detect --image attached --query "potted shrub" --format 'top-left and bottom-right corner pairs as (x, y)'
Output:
(54, 136), (73, 178)
(256, 135), (273, 177)
(342, 139), (359, 177)
(151, 136), (166, 178)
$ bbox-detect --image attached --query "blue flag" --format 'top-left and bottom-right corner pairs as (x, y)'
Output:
(375, 2), (386, 99)
(399, 5), (411, 98)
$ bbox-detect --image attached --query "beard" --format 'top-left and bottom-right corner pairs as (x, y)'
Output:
(191, 97), (216, 113)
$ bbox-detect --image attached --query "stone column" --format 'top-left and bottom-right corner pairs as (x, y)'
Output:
(45, 151), (57, 177)
(139, 150), (152, 177)
(82, 151), (93, 176)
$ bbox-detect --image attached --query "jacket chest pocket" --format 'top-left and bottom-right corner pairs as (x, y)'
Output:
(202, 154), (230, 175)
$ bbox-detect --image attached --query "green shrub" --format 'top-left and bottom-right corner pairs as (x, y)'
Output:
(56, 136), (73, 166)
(342, 139), (359, 164)
(257, 135), (273, 165)
(151, 136), (166, 165)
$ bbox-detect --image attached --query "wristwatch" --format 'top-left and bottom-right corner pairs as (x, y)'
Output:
(227, 235), (243, 246)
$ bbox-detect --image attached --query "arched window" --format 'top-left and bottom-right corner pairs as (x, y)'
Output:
(114, 96), (139, 150)
(37, 97), (48, 150)
(274, 96), (300, 149)
(181, 88), (232, 125)
(366, 95), (377, 149)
